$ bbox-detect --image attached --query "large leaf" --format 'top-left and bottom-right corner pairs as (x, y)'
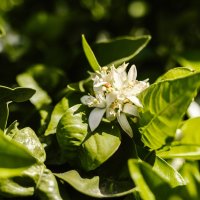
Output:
(157, 144), (200, 160)
(6, 121), (46, 163)
(0, 163), (62, 199)
(82, 34), (100, 71)
(79, 121), (121, 171)
(128, 159), (174, 200)
(180, 117), (200, 144)
(93, 35), (151, 67)
(55, 170), (135, 198)
(153, 156), (185, 187)
(139, 68), (200, 150)
(56, 104), (88, 151)
(0, 130), (36, 178)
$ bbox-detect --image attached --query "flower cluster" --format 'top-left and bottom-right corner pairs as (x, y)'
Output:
(81, 63), (149, 137)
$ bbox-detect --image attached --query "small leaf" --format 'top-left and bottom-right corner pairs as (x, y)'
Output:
(36, 167), (62, 200)
(153, 156), (185, 187)
(17, 73), (52, 109)
(128, 159), (173, 200)
(11, 87), (36, 102)
(139, 68), (200, 149)
(93, 35), (151, 67)
(0, 130), (36, 178)
(55, 170), (135, 198)
(56, 104), (88, 152)
(79, 121), (121, 171)
(157, 144), (200, 160)
(180, 117), (200, 144)
(6, 123), (46, 163)
(82, 34), (100, 71)
(44, 97), (69, 136)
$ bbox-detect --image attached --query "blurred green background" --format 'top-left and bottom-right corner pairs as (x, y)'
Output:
(1, 0), (200, 87)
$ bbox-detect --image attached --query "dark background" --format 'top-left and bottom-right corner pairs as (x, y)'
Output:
(1, 0), (200, 87)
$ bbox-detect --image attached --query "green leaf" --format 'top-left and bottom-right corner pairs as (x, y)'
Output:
(139, 68), (200, 150)
(82, 34), (100, 71)
(36, 167), (63, 200)
(6, 122), (46, 163)
(0, 163), (61, 199)
(180, 117), (200, 145)
(128, 159), (173, 200)
(175, 51), (200, 70)
(0, 85), (35, 103)
(157, 144), (200, 160)
(0, 130), (36, 178)
(44, 97), (69, 136)
(93, 35), (151, 67)
(16, 73), (52, 109)
(153, 156), (185, 187)
(11, 87), (36, 102)
(79, 121), (121, 171)
(56, 104), (88, 151)
(55, 170), (135, 198)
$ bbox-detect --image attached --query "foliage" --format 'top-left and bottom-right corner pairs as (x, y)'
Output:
(1, 1), (200, 199)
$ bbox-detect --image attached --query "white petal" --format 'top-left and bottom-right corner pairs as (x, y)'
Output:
(106, 92), (117, 107)
(117, 113), (133, 138)
(128, 65), (137, 83)
(80, 95), (93, 105)
(89, 108), (106, 131)
(127, 96), (143, 108)
(123, 103), (139, 116)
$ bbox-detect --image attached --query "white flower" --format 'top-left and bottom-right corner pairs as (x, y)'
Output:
(81, 63), (149, 137)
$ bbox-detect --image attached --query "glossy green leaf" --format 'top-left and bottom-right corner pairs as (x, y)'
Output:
(139, 68), (200, 150)
(0, 163), (61, 199)
(55, 169), (135, 198)
(82, 34), (100, 71)
(128, 159), (172, 200)
(6, 122), (46, 163)
(44, 97), (69, 136)
(36, 167), (62, 200)
(79, 121), (121, 171)
(157, 144), (200, 160)
(93, 35), (151, 67)
(175, 52), (200, 70)
(16, 73), (52, 109)
(153, 156), (185, 187)
(180, 117), (200, 144)
(56, 104), (88, 151)
(0, 130), (36, 178)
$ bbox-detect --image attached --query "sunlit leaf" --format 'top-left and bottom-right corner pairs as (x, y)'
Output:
(128, 159), (173, 200)
(157, 144), (200, 160)
(82, 34), (100, 71)
(79, 121), (121, 171)
(6, 122), (46, 163)
(0, 130), (36, 178)
(55, 170), (135, 198)
(56, 104), (88, 151)
(180, 117), (200, 144)
(16, 73), (52, 109)
(153, 156), (185, 187)
(139, 68), (200, 149)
